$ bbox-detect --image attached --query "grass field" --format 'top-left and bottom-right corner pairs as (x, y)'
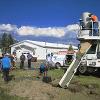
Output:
(0, 67), (100, 100)
(0, 87), (27, 100)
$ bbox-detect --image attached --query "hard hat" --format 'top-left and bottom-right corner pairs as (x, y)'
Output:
(91, 15), (98, 22)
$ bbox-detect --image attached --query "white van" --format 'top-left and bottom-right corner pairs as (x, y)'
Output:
(46, 53), (75, 68)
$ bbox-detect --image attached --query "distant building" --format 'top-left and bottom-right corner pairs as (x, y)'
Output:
(10, 40), (78, 60)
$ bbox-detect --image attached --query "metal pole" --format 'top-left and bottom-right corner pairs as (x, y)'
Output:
(92, 21), (93, 36)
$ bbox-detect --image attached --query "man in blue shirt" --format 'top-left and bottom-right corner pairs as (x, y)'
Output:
(39, 62), (48, 76)
(1, 53), (11, 82)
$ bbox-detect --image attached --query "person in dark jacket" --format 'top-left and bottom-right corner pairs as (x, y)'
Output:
(39, 62), (48, 76)
(27, 53), (33, 69)
(1, 53), (11, 82)
(20, 53), (25, 69)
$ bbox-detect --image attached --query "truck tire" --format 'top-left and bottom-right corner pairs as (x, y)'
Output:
(78, 66), (87, 74)
(55, 62), (61, 69)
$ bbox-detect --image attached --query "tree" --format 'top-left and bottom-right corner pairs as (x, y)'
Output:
(1, 33), (16, 53)
(68, 44), (74, 51)
(1, 33), (8, 53)
(8, 34), (15, 46)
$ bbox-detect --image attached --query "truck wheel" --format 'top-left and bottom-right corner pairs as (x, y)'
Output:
(55, 63), (61, 69)
(78, 66), (87, 74)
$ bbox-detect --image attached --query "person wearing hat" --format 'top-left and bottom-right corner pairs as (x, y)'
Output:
(89, 13), (99, 36)
(1, 53), (11, 82)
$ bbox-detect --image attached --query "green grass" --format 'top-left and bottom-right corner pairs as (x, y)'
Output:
(48, 69), (64, 79)
(0, 88), (27, 100)
(11, 68), (64, 80)
(0, 69), (64, 100)
(0, 70), (36, 100)
(11, 69), (36, 77)
(0, 68), (100, 100)
(74, 75), (100, 87)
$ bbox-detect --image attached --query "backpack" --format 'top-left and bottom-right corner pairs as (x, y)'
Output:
(42, 76), (52, 83)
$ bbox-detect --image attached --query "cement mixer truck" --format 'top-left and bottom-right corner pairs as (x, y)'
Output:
(77, 12), (100, 74)
(59, 12), (100, 88)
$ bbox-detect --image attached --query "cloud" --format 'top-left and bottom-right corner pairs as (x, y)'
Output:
(17, 26), (65, 37)
(0, 24), (80, 38)
(0, 24), (17, 32)
(65, 24), (80, 33)
(64, 24), (80, 38)
(17, 24), (79, 37)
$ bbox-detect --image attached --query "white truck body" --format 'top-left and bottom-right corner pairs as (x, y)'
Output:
(46, 53), (75, 68)
(81, 54), (100, 67)
(81, 44), (100, 69)
(51, 54), (66, 66)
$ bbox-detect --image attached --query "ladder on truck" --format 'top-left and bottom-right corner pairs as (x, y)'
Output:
(59, 45), (91, 88)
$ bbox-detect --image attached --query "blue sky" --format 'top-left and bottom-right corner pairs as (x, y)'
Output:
(0, 0), (99, 45)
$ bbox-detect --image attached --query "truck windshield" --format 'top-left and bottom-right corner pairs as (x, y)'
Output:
(87, 44), (97, 54)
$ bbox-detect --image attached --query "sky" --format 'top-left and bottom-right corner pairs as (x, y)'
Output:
(0, 0), (99, 45)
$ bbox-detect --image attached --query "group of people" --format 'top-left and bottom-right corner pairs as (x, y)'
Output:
(0, 52), (33, 83)
(20, 53), (48, 76)
(0, 52), (49, 83)
(20, 53), (33, 69)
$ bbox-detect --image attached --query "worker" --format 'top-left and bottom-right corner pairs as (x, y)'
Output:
(1, 53), (11, 82)
(39, 62), (48, 77)
(20, 53), (25, 69)
(89, 14), (99, 36)
(91, 15), (98, 22)
(10, 54), (17, 68)
(27, 53), (33, 69)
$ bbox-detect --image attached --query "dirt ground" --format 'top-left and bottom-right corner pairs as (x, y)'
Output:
(9, 79), (100, 100)
(0, 67), (100, 100)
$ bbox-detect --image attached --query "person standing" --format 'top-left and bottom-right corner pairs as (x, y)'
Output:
(27, 53), (33, 69)
(12, 54), (17, 68)
(39, 62), (48, 77)
(1, 53), (11, 82)
(89, 13), (99, 36)
(20, 53), (25, 69)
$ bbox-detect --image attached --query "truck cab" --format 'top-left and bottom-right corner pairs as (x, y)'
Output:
(79, 43), (100, 73)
